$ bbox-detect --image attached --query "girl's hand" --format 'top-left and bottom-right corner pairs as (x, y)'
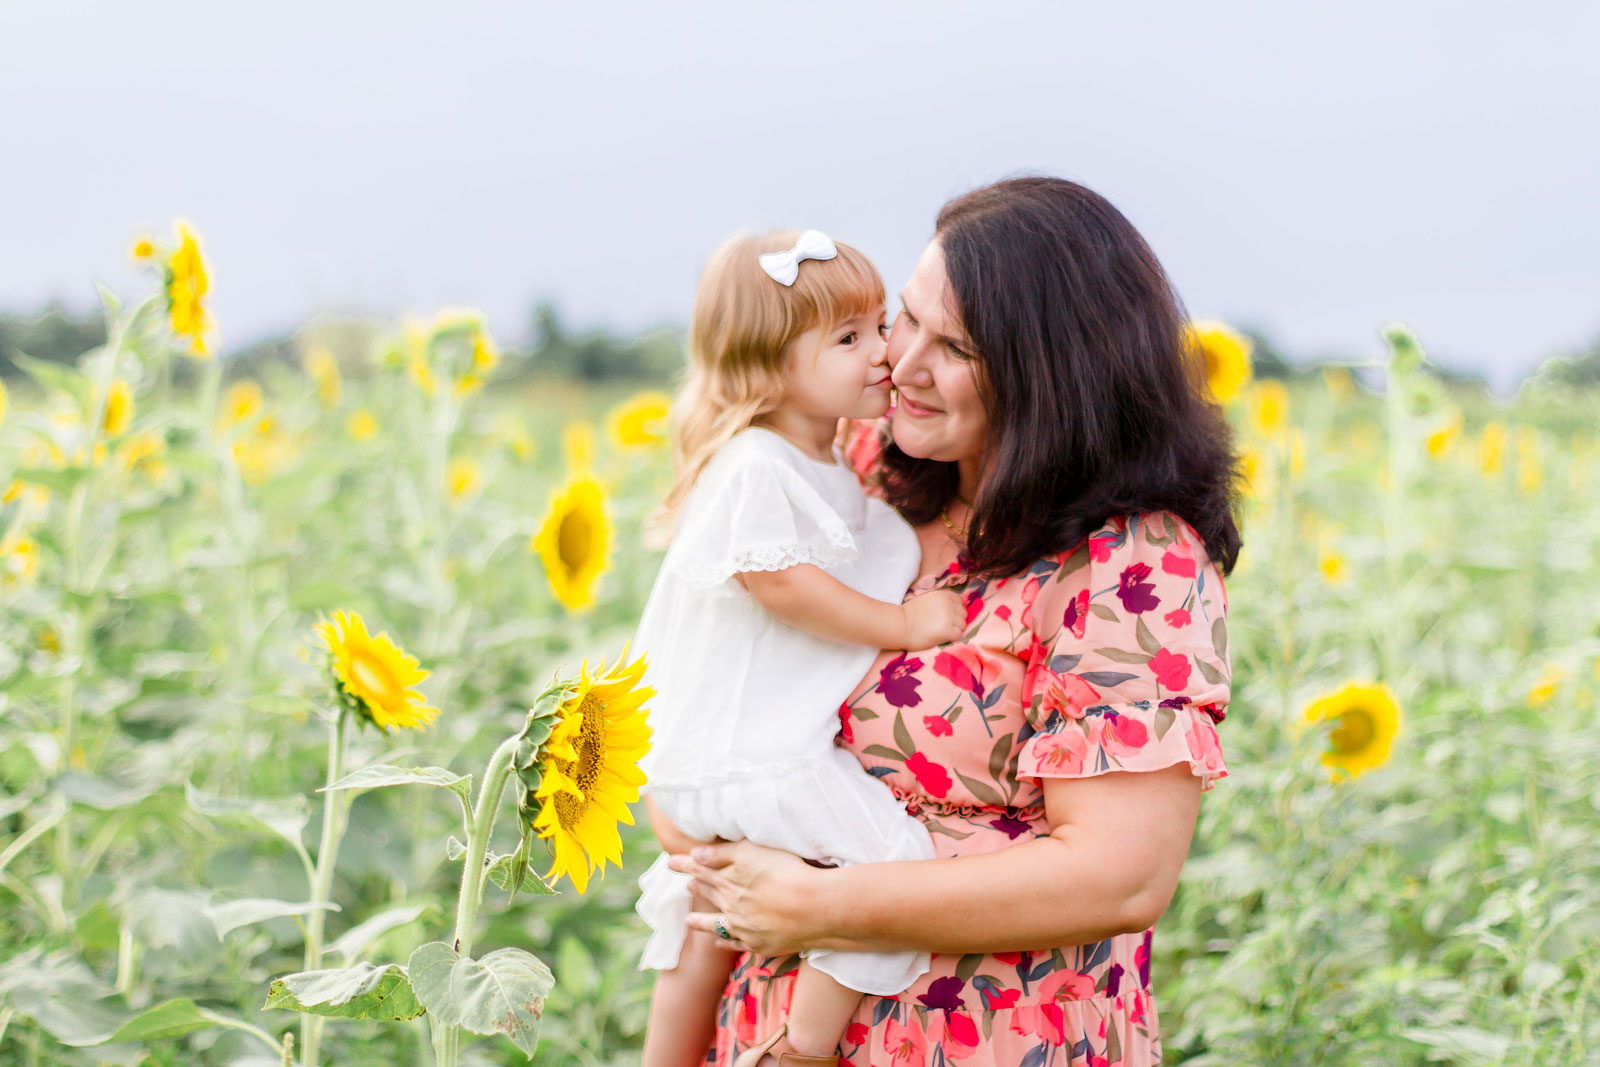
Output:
(900, 588), (967, 648)
(667, 840), (827, 956)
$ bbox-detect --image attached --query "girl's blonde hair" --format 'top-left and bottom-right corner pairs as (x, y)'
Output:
(649, 229), (884, 544)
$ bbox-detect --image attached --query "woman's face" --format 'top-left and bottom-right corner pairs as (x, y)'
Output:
(885, 240), (988, 465)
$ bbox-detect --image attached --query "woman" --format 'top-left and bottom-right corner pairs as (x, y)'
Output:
(655, 176), (1240, 1065)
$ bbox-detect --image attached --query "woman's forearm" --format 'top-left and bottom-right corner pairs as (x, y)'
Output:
(805, 766), (1201, 954)
(807, 834), (1142, 954)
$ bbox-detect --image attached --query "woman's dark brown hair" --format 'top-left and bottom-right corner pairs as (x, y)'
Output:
(881, 176), (1242, 577)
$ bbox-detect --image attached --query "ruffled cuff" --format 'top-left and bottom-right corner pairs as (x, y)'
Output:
(1016, 700), (1229, 792)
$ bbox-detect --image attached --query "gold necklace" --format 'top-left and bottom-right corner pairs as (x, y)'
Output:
(941, 498), (971, 537)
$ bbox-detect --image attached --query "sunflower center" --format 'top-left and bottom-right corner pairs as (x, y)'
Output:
(1203, 347), (1220, 380)
(349, 648), (403, 705)
(552, 692), (608, 827)
(557, 509), (595, 574)
(1328, 708), (1376, 754)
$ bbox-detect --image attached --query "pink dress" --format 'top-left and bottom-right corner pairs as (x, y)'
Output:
(701, 499), (1232, 1066)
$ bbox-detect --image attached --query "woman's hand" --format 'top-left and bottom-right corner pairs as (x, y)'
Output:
(666, 840), (828, 956)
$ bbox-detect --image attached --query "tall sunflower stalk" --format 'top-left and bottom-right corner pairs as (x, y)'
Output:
(300, 611), (440, 1067)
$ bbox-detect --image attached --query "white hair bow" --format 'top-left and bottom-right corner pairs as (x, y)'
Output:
(757, 229), (838, 286)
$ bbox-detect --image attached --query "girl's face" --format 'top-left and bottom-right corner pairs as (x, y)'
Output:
(886, 240), (988, 464)
(778, 305), (894, 420)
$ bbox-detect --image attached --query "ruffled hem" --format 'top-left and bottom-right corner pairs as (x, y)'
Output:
(669, 537), (861, 591)
(1016, 701), (1229, 793)
(706, 969), (1163, 1065)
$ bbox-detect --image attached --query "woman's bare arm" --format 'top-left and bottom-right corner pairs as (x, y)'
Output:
(673, 764), (1202, 955)
(738, 564), (964, 650)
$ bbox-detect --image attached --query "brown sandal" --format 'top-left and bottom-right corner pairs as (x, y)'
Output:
(731, 1024), (839, 1067)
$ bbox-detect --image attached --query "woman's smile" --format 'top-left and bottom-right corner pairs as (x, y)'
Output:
(896, 393), (943, 417)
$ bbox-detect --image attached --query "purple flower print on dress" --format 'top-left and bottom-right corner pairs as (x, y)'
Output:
(1105, 962), (1124, 998)
(877, 652), (924, 708)
(1137, 929), (1153, 986)
(916, 975), (967, 1011)
(1116, 561), (1161, 614)
(989, 813), (1031, 840)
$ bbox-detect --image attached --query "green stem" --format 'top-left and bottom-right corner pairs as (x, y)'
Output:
(300, 710), (349, 1067)
(433, 735), (520, 1067)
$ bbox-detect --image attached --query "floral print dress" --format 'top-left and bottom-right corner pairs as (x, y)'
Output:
(702, 508), (1231, 1066)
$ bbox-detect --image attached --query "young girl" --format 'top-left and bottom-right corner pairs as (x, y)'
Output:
(632, 230), (965, 1067)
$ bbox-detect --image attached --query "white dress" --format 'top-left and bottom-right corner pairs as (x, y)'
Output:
(632, 426), (935, 995)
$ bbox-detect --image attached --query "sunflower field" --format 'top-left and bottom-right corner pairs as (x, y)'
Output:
(1, 228), (1597, 1066)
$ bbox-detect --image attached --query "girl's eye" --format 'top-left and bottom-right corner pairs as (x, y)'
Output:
(838, 332), (857, 346)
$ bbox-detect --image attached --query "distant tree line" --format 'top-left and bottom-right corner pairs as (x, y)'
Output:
(1, 299), (1594, 388)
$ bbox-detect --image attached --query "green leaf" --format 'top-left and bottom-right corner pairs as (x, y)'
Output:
(1153, 705), (1177, 741)
(185, 781), (309, 851)
(11, 466), (91, 496)
(1211, 615), (1228, 659)
(323, 764), (472, 807)
(408, 942), (554, 1057)
(11, 351), (92, 412)
(105, 998), (237, 1044)
(954, 769), (1007, 809)
(892, 711), (914, 755)
(1134, 616), (1160, 655)
(987, 733), (1014, 783)
(1088, 602), (1119, 621)
(56, 772), (158, 811)
(860, 744), (906, 761)
(1093, 647), (1151, 665)
(263, 962), (424, 1021)
(328, 904), (431, 964)
(1195, 658), (1226, 685)
(205, 898), (340, 938)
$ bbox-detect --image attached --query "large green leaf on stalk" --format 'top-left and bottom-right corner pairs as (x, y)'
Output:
(408, 941), (554, 1056)
(321, 763), (473, 807)
(0, 950), (125, 1046)
(104, 997), (243, 1043)
(56, 771), (159, 811)
(118, 888), (218, 954)
(10, 351), (92, 412)
(204, 898), (340, 938)
(327, 904), (431, 964)
(263, 962), (424, 1021)
(184, 781), (309, 850)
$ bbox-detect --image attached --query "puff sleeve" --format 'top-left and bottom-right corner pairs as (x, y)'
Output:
(1015, 511), (1231, 791)
(663, 432), (859, 592)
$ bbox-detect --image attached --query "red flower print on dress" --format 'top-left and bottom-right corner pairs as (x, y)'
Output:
(1148, 648), (1192, 691)
(1116, 562), (1161, 614)
(1102, 711), (1150, 756)
(1038, 968), (1098, 1002)
(964, 590), (986, 625)
(903, 752), (953, 798)
(1029, 728), (1089, 775)
(736, 989), (759, 1043)
(994, 604), (1011, 621)
(1008, 1000), (1066, 1044)
(877, 652), (924, 708)
(1163, 606), (1191, 629)
(980, 985), (1021, 1009)
(1089, 529), (1121, 563)
(883, 1015), (928, 1067)
(1160, 539), (1196, 578)
(933, 645), (987, 699)
(928, 1009), (981, 1058)
(1063, 588), (1090, 639)
(1017, 575), (1041, 629)
(922, 714), (953, 737)
(845, 1022), (869, 1045)
(1041, 670), (1101, 721)
(845, 420), (882, 482)
(1186, 713), (1226, 776)
(837, 701), (854, 745)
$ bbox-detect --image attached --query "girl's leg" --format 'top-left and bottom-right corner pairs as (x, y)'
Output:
(744, 961), (861, 1063)
(641, 889), (738, 1067)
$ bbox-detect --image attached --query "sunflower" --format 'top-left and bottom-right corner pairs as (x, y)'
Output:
(1301, 682), (1401, 781)
(1185, 320), (1253, 403)
(1425, 407), (1463, 460)
(1526, 665), (1564, 708)
(532, 475), (610, 612)
(220, 380), (264, 429)
(165, 221), (212, 358)
(305, 347), (342, 410)
(347, 409), (379, 441)
(1249, 380), (1288, 436)
(101, 380), (134, 437)
(312, 610), (438, 732)
(1479, 421), (1507, 476)
(606, 392), (672, 450)
(447, 456), (482, 504)
(520, 651), (653, 892)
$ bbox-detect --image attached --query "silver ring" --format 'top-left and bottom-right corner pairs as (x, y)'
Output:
(712, 914), (732, 941)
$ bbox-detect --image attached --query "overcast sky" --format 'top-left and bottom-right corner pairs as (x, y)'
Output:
(3, 1), (1597, 390)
